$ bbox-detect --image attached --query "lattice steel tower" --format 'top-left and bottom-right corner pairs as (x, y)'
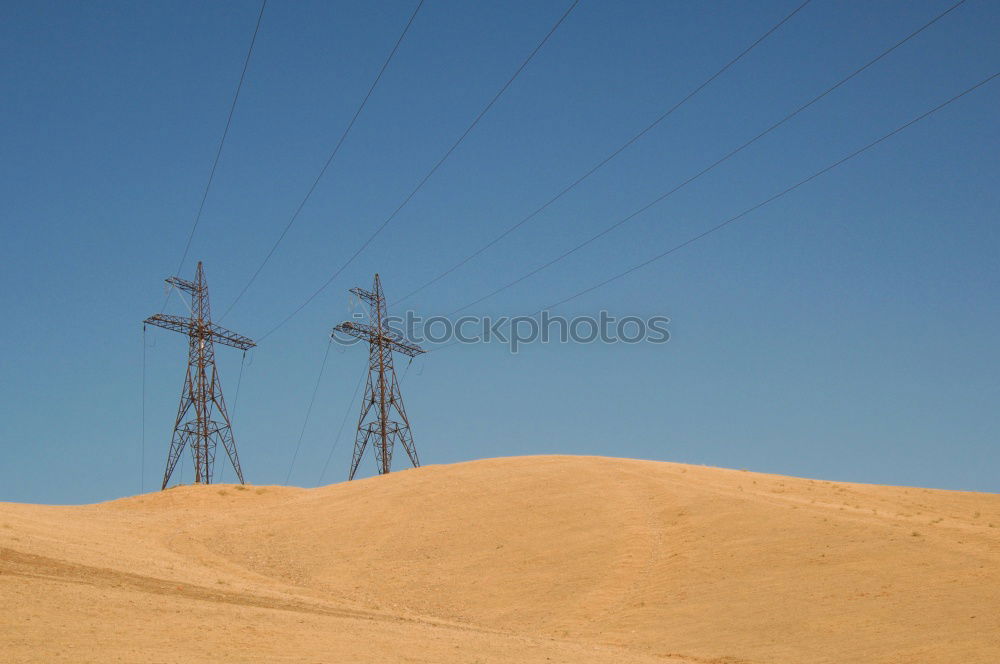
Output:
(144, 261), (256, 489)
(334, 273), (425, 480)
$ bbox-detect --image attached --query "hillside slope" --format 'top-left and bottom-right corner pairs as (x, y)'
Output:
(2, 455), (999, 663)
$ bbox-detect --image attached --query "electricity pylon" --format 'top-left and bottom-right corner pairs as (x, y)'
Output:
(333, 274), (425, 480)
(144, 261), (255, 489)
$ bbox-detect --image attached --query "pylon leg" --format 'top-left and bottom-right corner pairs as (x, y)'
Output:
(397, 428), (420, 469)
(218, 426), (244, 484)
(389, 372), (419, 468)
(162, 367), (195, 489)
(162, 430), (189, 490)
(348, 374), (377, 480)
(349, 429), (374, 481)
(210, 366), (244, 484)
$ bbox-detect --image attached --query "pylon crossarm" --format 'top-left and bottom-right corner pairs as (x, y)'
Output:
(333, 321), (424, 357)
(349, 286), (373, 301)
(144, 314), (256, 350)
(165, 275), (199, 295)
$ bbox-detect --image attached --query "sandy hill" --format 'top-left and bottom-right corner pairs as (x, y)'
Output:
(2, 455), (998, 663)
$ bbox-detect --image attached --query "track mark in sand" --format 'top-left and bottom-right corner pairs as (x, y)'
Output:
(597, 468), (671, 622)
(0, 545), (491, 635)
(1, 546), (701, 663)
(0, 546), (377, 620)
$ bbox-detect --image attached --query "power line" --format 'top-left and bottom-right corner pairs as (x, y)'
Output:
(538, 71), (999, 313)
(285, 339), (334, 485)
(217, 350), (249, 485)
(318, 369), (366, 485)
(174, 0), (268, 280)
(220, 0), (427, 320)
(419, 70), (998, 359)
(444, 0), (967, 317)
(399, 356), (415, 382)
(257, 0), (581, 341)
(230, 351), (250, 420)
(393, 0), (814, 307)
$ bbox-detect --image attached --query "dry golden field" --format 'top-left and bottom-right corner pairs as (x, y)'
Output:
(2, 455), (999, 663)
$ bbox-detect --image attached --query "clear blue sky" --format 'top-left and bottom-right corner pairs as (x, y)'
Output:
(1, 0), (997, 504)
